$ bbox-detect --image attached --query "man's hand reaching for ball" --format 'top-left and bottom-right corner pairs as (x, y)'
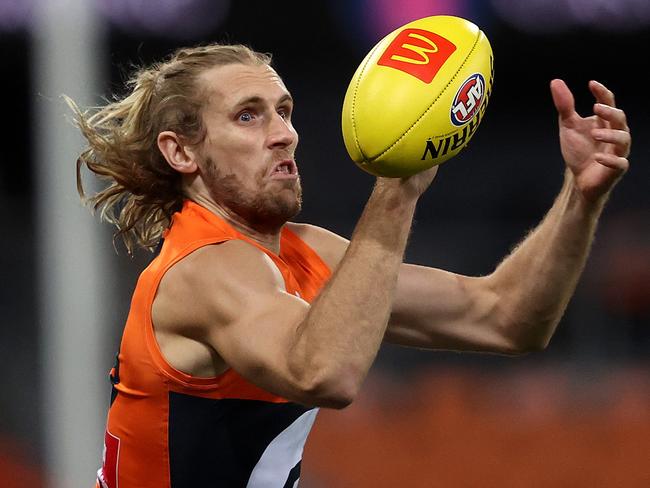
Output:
(550, 79), (631, 205)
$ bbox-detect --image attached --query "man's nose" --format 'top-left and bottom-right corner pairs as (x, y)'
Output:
(267, 113), (296, 149)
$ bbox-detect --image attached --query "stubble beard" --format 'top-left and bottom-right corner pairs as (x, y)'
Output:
(204, 157), (302, 234)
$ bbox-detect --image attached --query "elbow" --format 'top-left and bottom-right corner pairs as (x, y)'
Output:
(297, 368), (362, 409)
(485, 275), (564, 356)
(498, 319), (554, 355)
(319, 392), (356, 410)
(515, 315), (561, 354)
(491, 296), (556, 355)
(508, 337), (550, 355)
(520, 334), (552, 354)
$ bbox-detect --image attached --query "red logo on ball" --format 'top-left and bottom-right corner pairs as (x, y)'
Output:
(377, 28), (457, 83)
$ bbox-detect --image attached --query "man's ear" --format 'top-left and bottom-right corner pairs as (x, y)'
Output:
(157, 131), (198, 174)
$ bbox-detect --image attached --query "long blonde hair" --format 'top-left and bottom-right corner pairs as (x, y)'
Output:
(67, 43), (272, 254)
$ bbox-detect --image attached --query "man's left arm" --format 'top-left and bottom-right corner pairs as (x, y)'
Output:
(387, 79), (631, 354)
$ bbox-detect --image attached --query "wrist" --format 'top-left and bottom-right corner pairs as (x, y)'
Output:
(563, 170), (607, 217)
(348, 179), (418, 254)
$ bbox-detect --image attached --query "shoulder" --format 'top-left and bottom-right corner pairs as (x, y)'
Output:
(286, 222), (349, 271)
(151, 238), (311, 380)
(171, 239), (287, 296)
(156, 240), (288, 329)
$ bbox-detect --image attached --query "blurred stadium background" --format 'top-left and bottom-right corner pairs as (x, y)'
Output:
(1, 0), (648, 486)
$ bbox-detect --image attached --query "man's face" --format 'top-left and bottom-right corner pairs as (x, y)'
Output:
(196, 63), (301, 232)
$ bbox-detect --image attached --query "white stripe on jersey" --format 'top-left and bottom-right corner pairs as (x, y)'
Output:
(246, 408), (319, 487)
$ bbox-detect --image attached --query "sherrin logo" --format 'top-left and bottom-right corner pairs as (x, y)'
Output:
(450, 73), (485, 126)
(377, 28), (457, 83)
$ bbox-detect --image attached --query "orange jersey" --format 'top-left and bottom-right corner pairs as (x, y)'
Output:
(96, 201), (331, 488)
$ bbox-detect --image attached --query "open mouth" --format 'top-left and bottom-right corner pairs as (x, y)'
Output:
(269, 159), (299, 178)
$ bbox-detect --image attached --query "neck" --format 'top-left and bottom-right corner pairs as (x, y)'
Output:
(191, 194), (283, 254)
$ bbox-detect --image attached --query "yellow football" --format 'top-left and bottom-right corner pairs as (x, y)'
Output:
(341, 15), (494, 177)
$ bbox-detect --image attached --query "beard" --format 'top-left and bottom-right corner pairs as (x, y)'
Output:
(203, 157), (302, 233)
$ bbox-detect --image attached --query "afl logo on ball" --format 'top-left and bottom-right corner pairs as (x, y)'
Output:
(451, 73), (485, 126)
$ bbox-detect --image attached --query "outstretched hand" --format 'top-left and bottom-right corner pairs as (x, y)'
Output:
(550, 79), (631, 204)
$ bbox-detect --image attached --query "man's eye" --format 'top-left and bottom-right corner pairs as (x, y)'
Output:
(278, 107), (291, 119)
(239, 112), (254, 122)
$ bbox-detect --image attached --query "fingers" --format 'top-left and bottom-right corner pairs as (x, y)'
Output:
(551, 78), (632, 159)
(589, 80), (616, 107)
(593, 152), (629, 173)
(591, 125), (632, 157)
(550, 79), (576, 122)
(594, 101), (629, 132)
(590, 80), (629, 129)
(589, 80), (631, 156)
(591, 85), (631, 157)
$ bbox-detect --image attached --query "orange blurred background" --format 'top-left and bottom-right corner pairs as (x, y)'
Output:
(302, 366), (650, 487)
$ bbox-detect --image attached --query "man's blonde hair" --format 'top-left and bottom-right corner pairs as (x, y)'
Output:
(67, 43), (272, 254)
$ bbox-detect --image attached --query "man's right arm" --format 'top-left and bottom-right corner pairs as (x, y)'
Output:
(154, 175), (433, 408)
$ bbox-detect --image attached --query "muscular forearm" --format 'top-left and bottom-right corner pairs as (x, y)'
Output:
(490, 170), (606, 350)
(289, 179), (418, 405)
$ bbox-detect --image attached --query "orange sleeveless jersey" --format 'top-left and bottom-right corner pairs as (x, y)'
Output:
(96, 201), (331, 488)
